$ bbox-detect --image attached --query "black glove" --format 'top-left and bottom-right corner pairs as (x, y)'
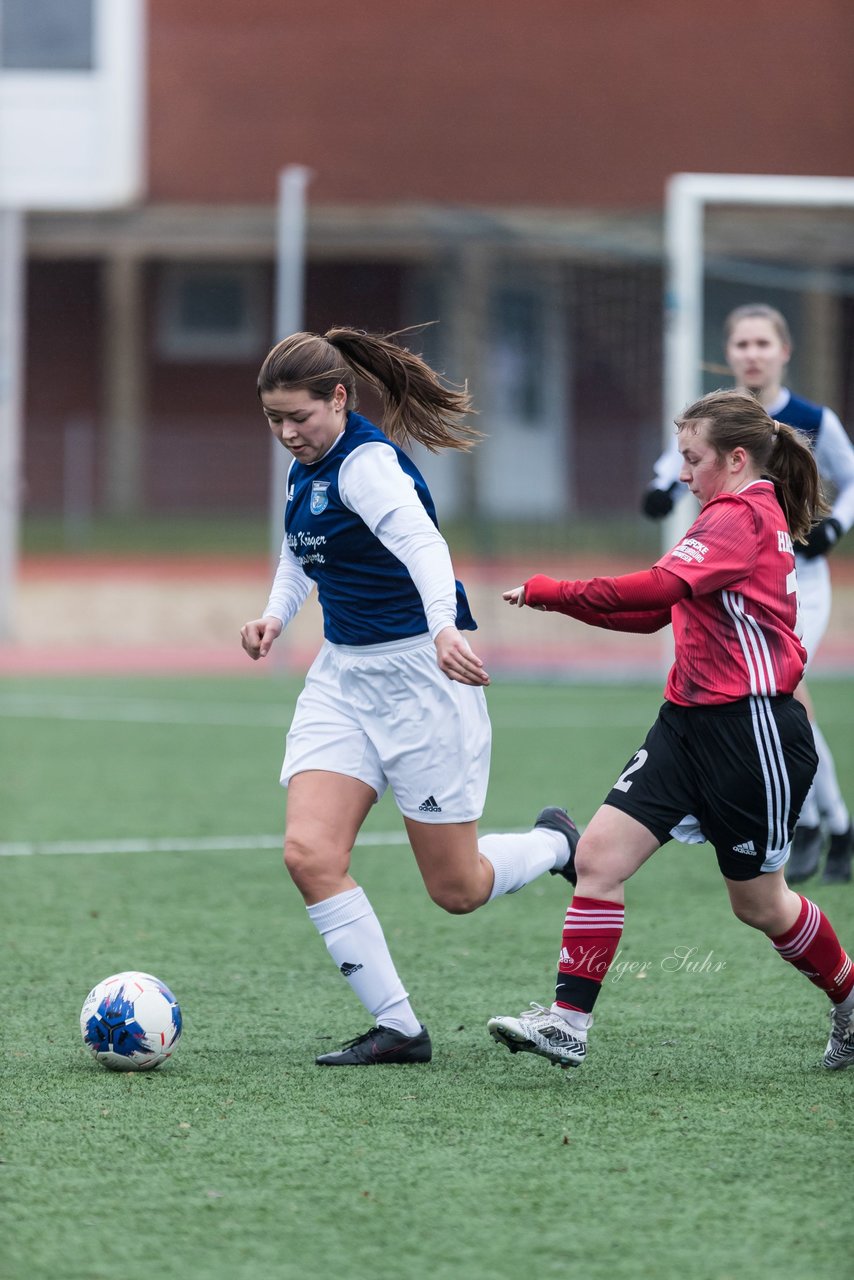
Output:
(799, 516), (843, 560)
(641, 482), (679, 520)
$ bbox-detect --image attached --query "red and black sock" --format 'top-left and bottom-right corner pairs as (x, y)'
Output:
(555, 895), (625, 1014)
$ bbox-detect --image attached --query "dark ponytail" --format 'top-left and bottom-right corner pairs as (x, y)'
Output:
(258, 326), (480, 453)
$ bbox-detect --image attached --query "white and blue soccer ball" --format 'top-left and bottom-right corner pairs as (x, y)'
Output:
(80, 971), (182, 1071)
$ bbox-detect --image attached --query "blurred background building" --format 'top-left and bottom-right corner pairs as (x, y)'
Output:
(7, 0), (854, 538)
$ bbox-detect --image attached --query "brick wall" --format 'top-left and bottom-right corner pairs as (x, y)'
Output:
(148, 0), (854, 207)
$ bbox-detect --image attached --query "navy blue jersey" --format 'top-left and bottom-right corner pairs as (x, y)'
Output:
(285, 412), (476, 645)
(775, 391), (822, 443)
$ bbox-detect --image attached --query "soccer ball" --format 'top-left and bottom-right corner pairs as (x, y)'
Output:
(80, 971), (182, 1071)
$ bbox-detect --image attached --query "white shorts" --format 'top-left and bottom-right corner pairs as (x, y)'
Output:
(280, 633), (491, 823)
(795, 554), (831, 669)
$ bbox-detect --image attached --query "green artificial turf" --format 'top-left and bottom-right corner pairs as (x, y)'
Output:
(1, 676), (852, 1279)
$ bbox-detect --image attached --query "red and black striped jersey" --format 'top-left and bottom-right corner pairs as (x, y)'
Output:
(656, 479), (807, 704)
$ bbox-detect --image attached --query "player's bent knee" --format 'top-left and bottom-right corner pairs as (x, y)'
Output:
(283, 833), (348, 894)
(729, 898), (779, 932)
(728, 886), (794, 933)
(427, 883), (485, 915)
(283, 842), (312, 891)
(282, 835), (305, 878)
(574, 834), (623, 888)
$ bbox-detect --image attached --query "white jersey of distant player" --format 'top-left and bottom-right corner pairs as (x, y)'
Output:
(651, 389), (854, 664)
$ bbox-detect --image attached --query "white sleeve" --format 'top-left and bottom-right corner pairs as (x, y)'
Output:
(337, 440), (424, 529)
(651, 436), (686, 493)
(373, 507), (458, 638)
(338, 442), (458, 638)
(263, 535), (315, 626)
(815, 408), (854, 534)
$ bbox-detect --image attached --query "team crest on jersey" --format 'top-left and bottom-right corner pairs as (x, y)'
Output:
(310, 481), (330, 515)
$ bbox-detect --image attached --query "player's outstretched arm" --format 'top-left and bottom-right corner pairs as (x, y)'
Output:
(504, 568), (687, 631)
(503, 584), (545, 610)
(240, 616), (284, 660)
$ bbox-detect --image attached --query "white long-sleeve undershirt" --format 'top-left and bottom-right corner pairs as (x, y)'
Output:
(263, 441), (459, 639)
(263, 538), (315, 628)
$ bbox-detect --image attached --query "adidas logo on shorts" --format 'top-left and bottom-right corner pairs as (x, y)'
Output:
(418, 795), (442, 813)
(732, 839), (757, 855)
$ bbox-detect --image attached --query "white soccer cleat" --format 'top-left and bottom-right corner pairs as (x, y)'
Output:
(823, 988), (854, 1070)
(487, 1001), (589, 1068)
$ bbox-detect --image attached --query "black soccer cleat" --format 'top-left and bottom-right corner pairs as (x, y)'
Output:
(786, 824), (824, 884)
(823, 823), (853, 885)
(315, 1023), (432, 1066)
(537, 806), (580, 886)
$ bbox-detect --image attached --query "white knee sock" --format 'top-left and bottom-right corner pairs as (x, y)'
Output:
(480, 828), (565, 901)
(306, 887), (422, 1035)
(812, 724), (850, 834)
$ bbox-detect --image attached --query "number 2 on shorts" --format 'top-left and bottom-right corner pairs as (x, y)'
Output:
(613, 748), (648, 793)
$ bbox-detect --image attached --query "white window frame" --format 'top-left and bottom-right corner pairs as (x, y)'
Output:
(156, 263), (267, 362)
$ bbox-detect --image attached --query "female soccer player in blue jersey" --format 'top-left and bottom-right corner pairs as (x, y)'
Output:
(643, 304), (854, 884)
(240, 327), (578, 1066)
(489, 390), (854, 1074)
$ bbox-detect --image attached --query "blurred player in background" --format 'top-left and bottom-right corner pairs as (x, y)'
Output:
(241, 327), (578, 1066)
(488, 389), (854, 1074)
(642, 304), (854, 884)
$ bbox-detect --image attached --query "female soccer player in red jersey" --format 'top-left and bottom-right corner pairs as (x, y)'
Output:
(643, 304), (854, 884)
(488, 388), (854, 1073)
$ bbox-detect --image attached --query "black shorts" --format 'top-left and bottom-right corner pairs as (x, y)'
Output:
(603, 695), (818, 881)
